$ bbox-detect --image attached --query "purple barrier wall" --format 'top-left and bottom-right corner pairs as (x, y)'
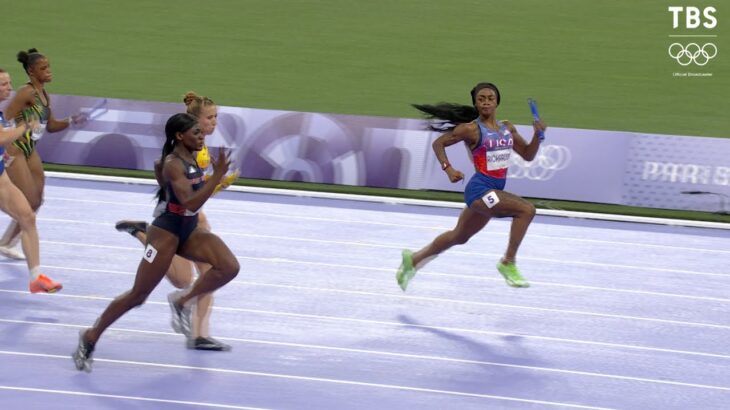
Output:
(6, 95), (727, 212)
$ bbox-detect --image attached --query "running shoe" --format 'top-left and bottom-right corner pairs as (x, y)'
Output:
(72, 330), (95, 372)
(496, 261), (530, 288)
(0, 243), (25, 260)
(29, 274), (63, 293)
(115, 220), (148, 237)
(396, 249), (417, 291)
(187, 336), (232, 351)
(168, 291), (193, 337)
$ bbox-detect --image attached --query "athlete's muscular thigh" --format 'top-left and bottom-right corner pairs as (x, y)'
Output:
(130, 226), (179, 294)
(470, 190), (531, 218)
(27, 151), (45, 198)
(454, 206), (490, 238)
(4, 153), (41, 208)
(177, 228), (235, 269)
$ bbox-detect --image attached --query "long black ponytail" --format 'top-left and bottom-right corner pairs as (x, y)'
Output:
(413, 82), (500, 132)
(156, 113), (198, 201)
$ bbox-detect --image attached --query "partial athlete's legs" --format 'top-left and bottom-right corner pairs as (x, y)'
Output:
(116, 221), (197, 289)
(470, 190), (536, 287)
(0, 173), (63, 293)
(117, 216), (220, 346)
(0, 172), (60, 292)
(0, 148), (42, 258)
(171, 228), (238, 329)
(1, 151), (44, 244)
(0, 220), (20, 249)
(165, 257), (195, 288)
(472, 190), (536, 262)
(412, 207), (489, 266)
(85, 226), (179, 343)
(0, 173), (39, 267)
(397, 207), (489, 290)
(398, 189), (535, 290)
(192, 291), (214, 338)
(190, 211), (214, 341)
(74, 225), (180, 372)
(27, 150), (46, 208)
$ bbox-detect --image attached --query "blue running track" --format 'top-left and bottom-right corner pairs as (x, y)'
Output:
(0, 176), (728, 409)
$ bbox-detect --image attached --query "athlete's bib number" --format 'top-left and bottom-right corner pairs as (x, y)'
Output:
(143, 244), (158, 263)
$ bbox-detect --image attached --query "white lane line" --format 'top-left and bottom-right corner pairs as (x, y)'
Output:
(32, 217), (111, 226)
(3, 257), (728, 329)
(0, 386), (269, 409)
(38, 196), (730, 254)
(34, 235), (730, 279)
(2, 318), (728, 392)
(38, 203), (449, 231)
(232, 281), (730, 330)
(193, 212), (730, 255)
(7, 247), (730, 330)
(4, 258), (727, 303)
(43, 197), (155, 208)
(10, 213), (728, 277)
(217, 232), (730, 277)
(42, 172), (730, 231)
(0, 350), (615, 410)
(215, 232), (730, 278)
(1, 290), (727, 360)
(421, 272), (730, 303)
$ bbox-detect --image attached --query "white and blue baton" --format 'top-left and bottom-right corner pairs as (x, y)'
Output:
(87, 98), (109, 120)
(527, 98), (544, 142)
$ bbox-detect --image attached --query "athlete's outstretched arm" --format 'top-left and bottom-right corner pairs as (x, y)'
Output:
(45, 111), (72, 133)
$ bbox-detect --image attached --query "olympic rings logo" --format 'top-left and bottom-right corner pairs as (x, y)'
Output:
(668, 43), (717, 66)
(508, 145), (571, 181)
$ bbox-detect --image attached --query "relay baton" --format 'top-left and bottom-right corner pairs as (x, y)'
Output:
(86, 98), (109, 120)
(527, 98), (544, 142)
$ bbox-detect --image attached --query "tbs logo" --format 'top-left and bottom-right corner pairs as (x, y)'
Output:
(668, 6), (717, 29)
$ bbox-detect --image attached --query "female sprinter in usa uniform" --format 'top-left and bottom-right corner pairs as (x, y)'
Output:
(73, 113), (239, 372)
(397, 82), (546, 290)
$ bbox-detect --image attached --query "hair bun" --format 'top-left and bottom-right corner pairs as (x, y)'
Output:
(183, 91), (200, 106)
(17, 48), (40, 65)
(17, 51), (29, 64)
